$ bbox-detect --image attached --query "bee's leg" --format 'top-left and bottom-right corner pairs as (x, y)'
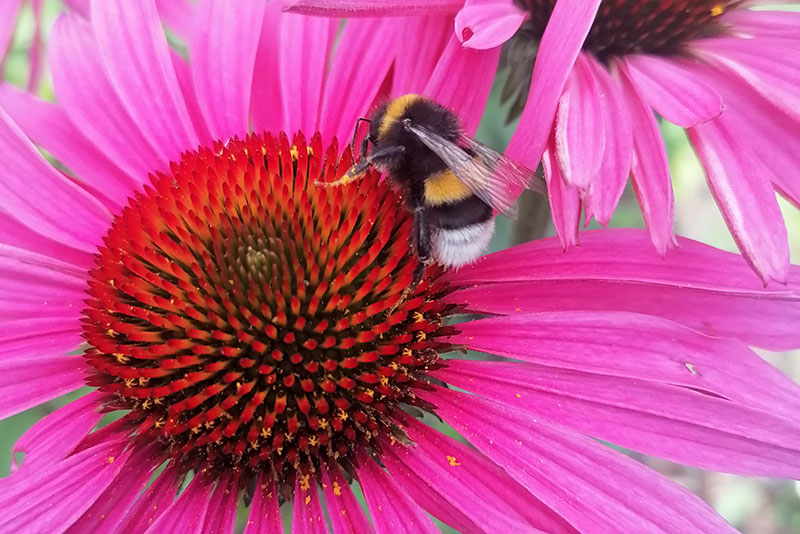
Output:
(389, 209), (432, 315)
(350, 117), (372, 157)
(315, 145), (405, 188)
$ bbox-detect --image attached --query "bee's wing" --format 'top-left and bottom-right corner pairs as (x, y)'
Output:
(405, 122), (545, 218)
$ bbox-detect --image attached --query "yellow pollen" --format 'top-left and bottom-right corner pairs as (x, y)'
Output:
(338, 409), (348, 421)
(299, 474), (311, 491)
(446, 455), (461, 467)
(107, 456), (115, 464)
(113, 353), (128, 363)
(318, 418), (328, 430)
(413, 312), (425, 322)
(333, 481), (342, 496)
(710, 4), (724, 16)
(305, 496), (311, 505)
(515, 393), (521, 399)
(106, 329), (117, 337)
(415, 331), (427, 342)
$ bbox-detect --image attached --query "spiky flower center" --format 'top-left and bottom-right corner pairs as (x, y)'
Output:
(516, 0), (739, 61)
(82, 132), (456, 482)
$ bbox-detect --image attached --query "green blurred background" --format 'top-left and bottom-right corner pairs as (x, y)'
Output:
(2, 2), (800, 533)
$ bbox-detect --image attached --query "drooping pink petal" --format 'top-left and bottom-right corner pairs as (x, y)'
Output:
(684, 59), (800, 208)
(0, 351), (86, 420)
(625, 54), (724, 127)
(424, 35), (500, 136)
(0, 107), (110, 253)
(554, 52), (605, 190)
(144, 471), (215, 534)
(615, 61), (677, 254)
(293, 474), (328, 534)
(456, 0), (526, 50)
(319, 18), (397, 144)
(433, 361), (800, 479)
(357, 450), (440, 534)
(380, 417), (557, 533)
(0, 438), (130, 534)
(279, 14), (338, 135)
(0, 212), (93, 270)
(251, 1), (284, 136)
(0, 1), (23, 70)
(392, 15), (452, 95)
(66, 443), (160, 534)
(50, 14), (169, 179)
(0, 84), (138, 209)
(156, 0), (194, 41)
(118, 463), (183, 534)
(12, 392), (102, 472)
(285, 0), (463, 16)
(321, 462), (374, 534)
(91, 0), (199, 163)
(171, 51), (214, 147)
(582, 54), (632, 225)
(26, 0), (44, 91)
(542, 138), (581, 247)
(244, 475), (283, 534)
(445, 311), (800, 420)
(506, 0), (602, 170)
(191, 0), (266, 140)
(687, 113), (789, 284)
(724, 9), (800, 38)
(202, 472), (240, 534)
(692, 36), (800, 123)
(421, 387), (737, 534)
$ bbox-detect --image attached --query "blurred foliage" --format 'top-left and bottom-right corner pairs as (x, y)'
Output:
(2, 2), (800, 533)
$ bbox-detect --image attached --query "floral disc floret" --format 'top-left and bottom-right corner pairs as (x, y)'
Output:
(81, 132), (457, 483)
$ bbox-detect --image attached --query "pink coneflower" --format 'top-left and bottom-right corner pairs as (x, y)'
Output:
(288, 0), (800, 285)
(2, 1), (800, 533)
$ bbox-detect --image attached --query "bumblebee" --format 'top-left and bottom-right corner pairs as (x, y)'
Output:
(319, 94), (544, 279)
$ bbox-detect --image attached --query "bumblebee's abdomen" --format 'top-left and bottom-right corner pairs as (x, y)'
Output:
(424, 170), (472, 206)
(427, 196), (494, 267)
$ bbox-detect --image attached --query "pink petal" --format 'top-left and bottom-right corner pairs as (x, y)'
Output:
(392, 15), (452, 96)
(202, 472), (240, 534)
(693, 36), (800, 123)
(616, 61), (677, 254)
(63, 0), (89, 14)
(66, 443), (161, 534)
(456, 0), (526, 50)
(506, 0), (602, 169)
(12, 392), (102, 472)
(724, 9), (800, 38)
(321, 462), (374, 534)
(0, 107), (110, 253)
(244, 475), (283, 534)
(0, 438), (130, 534)
(0, 352), (86, 420)
(445, 311), (800, 420)
(118, 462), (183, 534)
(357, 450), (440, 534)
(542, 138), (581, 247)
(293, 474), (328, 534)
(285, 0), (463, 16)
(0, 84), (137, 209)
(433, 361), (800, 479)
(144, 471), (215, 534)
(444, 228), (800, 350)
(0, 212), (93, 270)
(171, 50), (214, 147)
(319, 18), (397, 144)
(91, 0), (199, 162)
(687, 113), (790, 285)
(381, 417), (558, 533)
(422, 387), (737, 534)
(582, 54), (632, 225)
(279, 14), (338, 135)
(251, 1), (284, 136)
(191, 0), (266, 140)
(555, 52), (605, 189)
(625, 54), (724, 127)
(50, 14), (169, 179)
(424, 35), (500, 136)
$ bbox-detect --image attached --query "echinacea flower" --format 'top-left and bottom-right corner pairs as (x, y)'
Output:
(3, 1), (800, 533)
(287, 0), (800, 286)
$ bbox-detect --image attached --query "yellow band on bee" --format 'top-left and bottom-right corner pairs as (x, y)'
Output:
(378, 94), (421, 140)
(424, 170), (471, 205)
